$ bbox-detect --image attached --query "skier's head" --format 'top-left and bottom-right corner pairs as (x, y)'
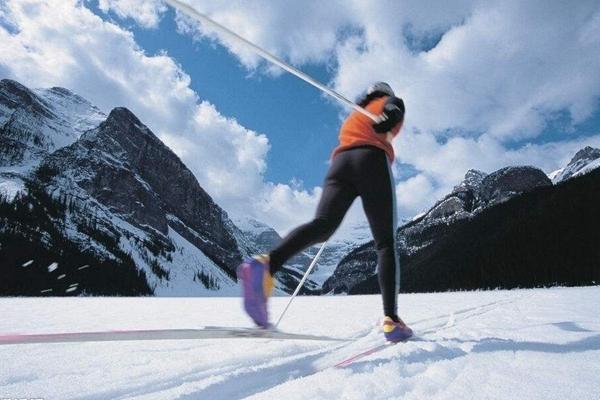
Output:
(358, 82), (395, 107)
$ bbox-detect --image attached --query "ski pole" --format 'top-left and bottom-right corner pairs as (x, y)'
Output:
(274, 241), (327, 328)
(164, 0), (381, 122)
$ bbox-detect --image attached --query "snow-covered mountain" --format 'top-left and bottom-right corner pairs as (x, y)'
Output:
(35, 106), (246, 295)
(0, 79), (312, 296)
(324, 153), (598, 294)
(550, 146), (600, 184)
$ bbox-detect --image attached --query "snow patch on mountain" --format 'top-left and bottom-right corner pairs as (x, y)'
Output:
(308, 222), (372, 286)
(552, 146), (600, 183)
(0, 173), (24, 201)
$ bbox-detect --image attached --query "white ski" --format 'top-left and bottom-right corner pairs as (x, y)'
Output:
(0, 327), (347, 345)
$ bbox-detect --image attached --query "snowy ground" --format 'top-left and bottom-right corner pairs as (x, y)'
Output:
(1, 286), (599, 399)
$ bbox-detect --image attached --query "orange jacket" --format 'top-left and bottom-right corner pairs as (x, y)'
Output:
(331, 96), (402, 162)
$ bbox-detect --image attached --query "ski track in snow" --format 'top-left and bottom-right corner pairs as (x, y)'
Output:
(1, 287), (599, 399)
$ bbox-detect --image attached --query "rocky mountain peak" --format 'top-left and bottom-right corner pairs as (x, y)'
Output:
(95, 107), (165, 157)
(105, 106), (141, 127)
(100, 107), (148, 139)
(463, 169), (487, 186)
(570, 146), (600, 164)
(453, 169), (487, 193)
(480, 166), (551, 205)
(48, 86), (75, 97)
(551, 146), (600, 184)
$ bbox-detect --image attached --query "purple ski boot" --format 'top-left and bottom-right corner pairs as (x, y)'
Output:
(382, 316), (413, 342)
(237, 255), (274, 328)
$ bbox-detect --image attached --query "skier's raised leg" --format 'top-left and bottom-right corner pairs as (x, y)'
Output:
(238, 157), (357, 328)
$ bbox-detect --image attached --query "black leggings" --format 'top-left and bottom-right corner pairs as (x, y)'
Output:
(269, 146), (400, 317)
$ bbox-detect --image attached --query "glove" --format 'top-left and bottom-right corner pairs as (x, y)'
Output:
(372, 96), (405, 133)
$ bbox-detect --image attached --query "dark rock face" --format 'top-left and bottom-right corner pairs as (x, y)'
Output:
(321, 241), (377, 294)
(0, 79), (52, 120)
(422, 169), (487, 224)
(479, 166), (551, 205)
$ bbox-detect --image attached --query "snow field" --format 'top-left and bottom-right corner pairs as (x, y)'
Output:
(0, 286), (599, 399)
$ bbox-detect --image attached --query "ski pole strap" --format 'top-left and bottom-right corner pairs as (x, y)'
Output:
(164, 0), (380, 122)
(275, 241), (327, 328)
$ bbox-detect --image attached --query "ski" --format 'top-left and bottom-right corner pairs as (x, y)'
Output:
(334, 342), (395, 368)
(334, 336), (418, 368)
(0, 326), (347, 346)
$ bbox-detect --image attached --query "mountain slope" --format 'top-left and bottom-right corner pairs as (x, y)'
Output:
(324, 159), (598, 294)
(0, 80), (254, 296)
(1, 105), (244, 295)
(551, 146), (600, 183)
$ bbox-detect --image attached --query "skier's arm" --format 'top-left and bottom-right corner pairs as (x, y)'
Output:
(372, 96), (405, 133)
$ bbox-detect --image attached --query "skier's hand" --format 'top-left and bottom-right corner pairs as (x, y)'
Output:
(372, 96), (405, 133)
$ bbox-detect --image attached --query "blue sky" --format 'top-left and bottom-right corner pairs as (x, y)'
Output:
(1, 0), (599, 234)
(94, 4), (342, 188)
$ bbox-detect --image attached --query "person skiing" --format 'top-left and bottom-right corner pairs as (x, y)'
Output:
(237, 82), (413, 342)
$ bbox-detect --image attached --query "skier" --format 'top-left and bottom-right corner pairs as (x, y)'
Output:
(238, 82), (413, 342)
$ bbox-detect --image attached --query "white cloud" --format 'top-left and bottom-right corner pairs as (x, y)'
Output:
(395, 174), (438, 216)
(333, 1), (600, 141)
(97, 0), (166, 28)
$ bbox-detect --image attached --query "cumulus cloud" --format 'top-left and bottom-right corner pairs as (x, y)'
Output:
(97, 0), (166, 28)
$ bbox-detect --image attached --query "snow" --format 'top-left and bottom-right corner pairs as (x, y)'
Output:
(548, 168), (563, 181)
(154, 226), (239, 297)
(572, 157), (600, 179)
(47, 262), (59, 272)
(0, 177), (25, 201)
(232, 216), (273, 236)
(33, 87), (106, 150)
(551, 151), (600, 184)
(1, 286), (599, 399)
(412, 211), (427, 221)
